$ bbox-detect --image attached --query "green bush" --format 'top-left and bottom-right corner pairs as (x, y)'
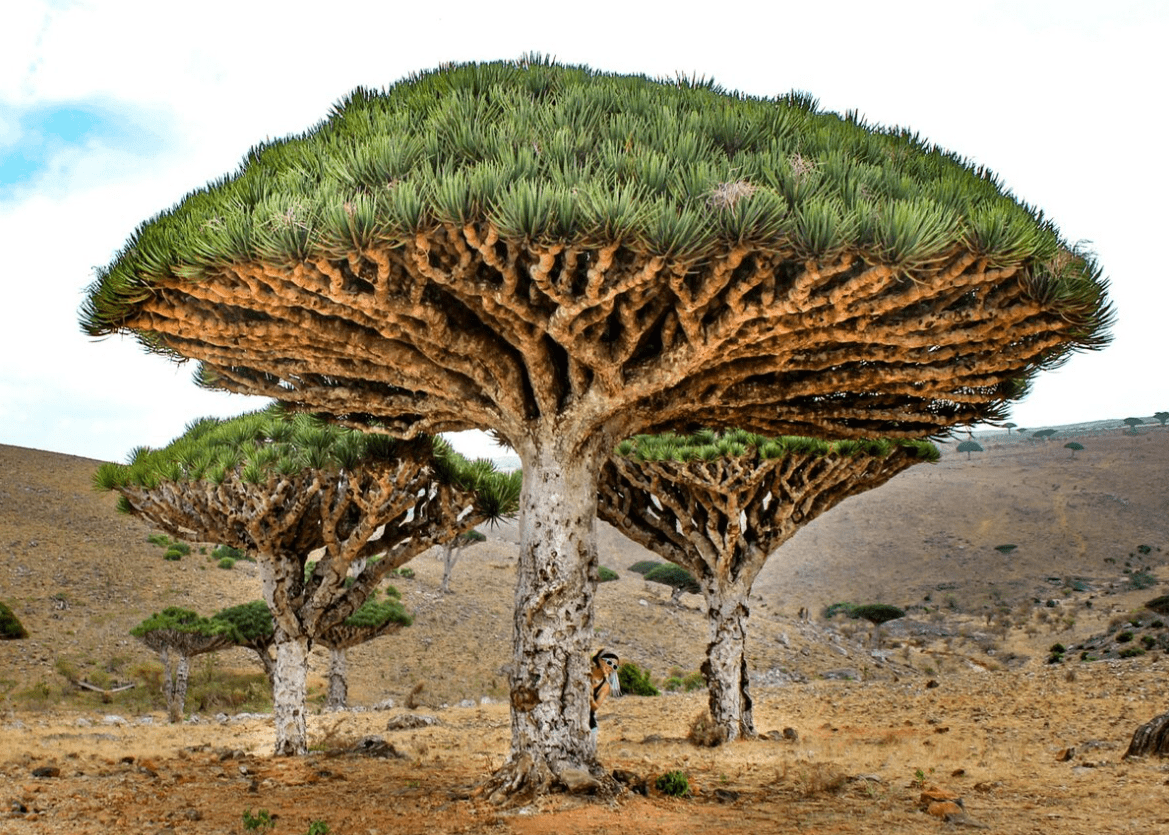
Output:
(629, 560), (662, 576)
(0, 601), (28, 640)
(663, 669), (705, 692)
(1116, 631), (1134, 643)
(391, 567), (415, 579)
(598, 566), (619, 582)
(1129, 571), (1157, 590)
(655, 770), (691, 797)
(850, 603), (905, 626)
(212, 544), (249, 562)
(217, 558), (236, 570)
(618, 662), (659, 696)
(146, 533), (171, 547)
(1141, 635), (1157, 650)
(163, 546), (185, 561)
(1119, 646), (1146, 659)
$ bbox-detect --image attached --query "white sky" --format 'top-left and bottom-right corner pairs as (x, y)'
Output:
(1, 0), (1165, 463)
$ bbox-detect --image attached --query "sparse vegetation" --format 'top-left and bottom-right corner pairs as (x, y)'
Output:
(617, 662), (659, 697)
(629, 560), (662, 576)
(643, 564), (700, 601)
(598, 566), (619, 582)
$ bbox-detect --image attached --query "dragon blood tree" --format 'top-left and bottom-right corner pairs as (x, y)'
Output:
(319, 591), (412, 709)
(131, 607), (236, 722)
(598, 430), (937, 741)
(96, 407), (518, 755)
(81, 58), (1111, 795)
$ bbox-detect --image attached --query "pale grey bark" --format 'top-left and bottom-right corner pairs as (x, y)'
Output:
(272, 636), (309, 756)
(326, 647), (348, 710)
(486, 433), (611, 799)
(700, 583), (754, 742)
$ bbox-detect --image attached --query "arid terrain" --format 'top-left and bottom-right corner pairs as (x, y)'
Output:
(1, 421), (1168, 834)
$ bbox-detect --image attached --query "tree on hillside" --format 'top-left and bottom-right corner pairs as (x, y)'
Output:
(1064, 441), (1084, 459)
(1124, 417), (1145, 434)
(643, 563), (701, 602)
(597, 430), (936, 741)
(131, 607), (236, 722)
(439, 529), (488, 593)
(849, 603), (906, 648)
(81, 58), (1112, 796)
(212, 600), (277, 684)
(97, 407), (518, 754)
(319, 590), (412, 709)
(957, 439), (983, 459)
(1153, 412), (1168, 427)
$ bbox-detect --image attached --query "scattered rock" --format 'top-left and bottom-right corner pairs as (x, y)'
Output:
(352, 736), (405, 758)
(385, 713), (440, 731)
(1055, 746), (1076, 762)
(32, 766), (60, 778)
(927, 800), (965, 820)
(925, 679), (940, 689)
(612, 769), (647, 795)
(822, 668), (859, 681)
(714, 788), (739, 802)
(783, 727), (799, 741)
(558, 767), (600, 794)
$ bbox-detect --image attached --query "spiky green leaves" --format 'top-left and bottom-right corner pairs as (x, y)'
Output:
(82, 59), (1099, 338)
(613, 430), (938, 465)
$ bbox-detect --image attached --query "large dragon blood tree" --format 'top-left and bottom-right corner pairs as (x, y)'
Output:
(82, 58), (1112, 795)
(96, 407), (519, 754)
(598, 430), (938, 742)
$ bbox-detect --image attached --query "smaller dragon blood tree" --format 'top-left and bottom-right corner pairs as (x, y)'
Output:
(599, 430), (936, 742)
(99, 406), (518, 754)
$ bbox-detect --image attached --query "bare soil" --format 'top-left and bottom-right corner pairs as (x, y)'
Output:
(2, 424), (1168, 834)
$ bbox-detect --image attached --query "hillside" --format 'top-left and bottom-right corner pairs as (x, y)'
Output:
(1, 424), (1168, 833)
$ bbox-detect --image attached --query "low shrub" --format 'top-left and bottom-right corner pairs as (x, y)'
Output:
(217, 558), (236, 570)
(687, 712), (726, 747)
(598, 566), (619, 582)
(664, 669), (705, 693)
(655, 770), (691, 797)
(1119, 646), (1146, 659)
(1116, 631), (1134, 643)
(618, 662), (659, 696)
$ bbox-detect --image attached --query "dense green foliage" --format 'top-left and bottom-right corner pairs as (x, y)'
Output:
(598, 566), (619, 582)
(93, 405), (521, 522)
(614, 429), (939, 464)
(212, 601), (274, 644)
(629, 560), (662, 576)
(84, 57), (1111, 368)
(131, 606), (235, 640)
(655, 770), (691, 798)
(340, 598), (412, 629)
(617, 662), (660, 697)
(0, 601), (28, 640)
(643, 564), (701, 596)
(849, 604), (906, 626)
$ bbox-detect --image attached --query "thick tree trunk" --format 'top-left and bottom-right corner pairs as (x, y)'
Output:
(700, 586), (756, 743)
(161, 648), (179, 723)
(172, 654), (191, 723)
(272, 636), (310, 755)
(326, 647), (348, 710)
(482, 434), (611, 801)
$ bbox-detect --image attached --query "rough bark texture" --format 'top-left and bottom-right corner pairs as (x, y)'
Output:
(272, 635), (309, 756)
(326, 647), (347, 710)
(700, 586), (753, 741)
(597, 445), (929, 742)
(481, 433), (614, 801)
(1125, 711), (1169, 759)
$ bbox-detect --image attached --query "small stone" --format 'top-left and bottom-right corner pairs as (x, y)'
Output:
(714, 788), (739, 802)
(1055, 746), (1076, 762)
(783, 727), (799, 741)
(559, 767), (600, 794)
(612, 769), (647, 796)
(32, 766), (60, 778)
(920, 788), (962, 805)
(926, 679), (940, 689)
(927, 800), (965, 820)
(101, 715), (126, 726)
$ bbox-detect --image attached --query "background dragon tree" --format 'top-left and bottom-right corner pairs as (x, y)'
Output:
(97, 407), (517, 754)
(598, 430), (937, 741)
(81, 58), (1112, 795)
(131, 607), (236, 722)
